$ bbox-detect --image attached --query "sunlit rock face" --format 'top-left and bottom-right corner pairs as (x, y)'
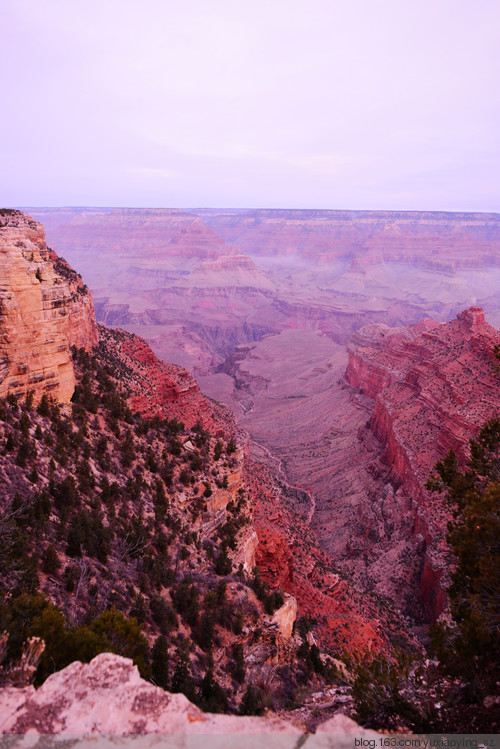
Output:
(0, 210), (98, 404)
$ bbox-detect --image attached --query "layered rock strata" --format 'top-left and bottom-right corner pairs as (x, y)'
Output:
(346, 307), (500, 617)
(0, 210), (98, 404)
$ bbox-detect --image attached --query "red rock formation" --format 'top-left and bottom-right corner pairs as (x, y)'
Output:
(245, 458), (411, 656)
(346, 307), (500, 618)
(0, 210), (98, 404)
(97, 325), (237, 434)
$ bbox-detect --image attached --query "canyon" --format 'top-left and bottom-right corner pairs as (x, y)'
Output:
(0, 210), (396, 731)
(23, 206), (500, 625)
(25, 207), (500, 375)
(1, 207), (499, 732)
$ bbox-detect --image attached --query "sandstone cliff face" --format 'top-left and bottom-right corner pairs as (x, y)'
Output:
(0, 210), (98, 404)
(346, 307), (500, 618)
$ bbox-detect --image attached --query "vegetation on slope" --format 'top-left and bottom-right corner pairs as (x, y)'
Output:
(348, 418), (500, 733)
(0, 335), (337, 714)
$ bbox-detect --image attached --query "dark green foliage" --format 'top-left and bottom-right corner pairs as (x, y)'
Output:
(88, 608), (150, 678)
(130, 593), (147, 624)
(150, 594), (178, 632)
(66, 509), (110, 562)
(198, 667), (229, 713)
(427, 418), (500, 696)
(171, 640), (196, 702)
(16, 439), (31, 467)
(52, 476), (79, 519)
(63, 564), (80, 592)
(0, 595), (151, 683)
(36, 394), (51, 417)
(215, 548), (231, 575)
(231, 643), (246, 683)
(352, 653), (430, 731)
(42, 544), (61, 575)
(77, 459), (95, 495)
(151, 635), (169, 689)
(120, 431), (135, 467)
(213, 441), (223, 461)
(264, 590), (284, 615)
(239, 684), (271, 715)
(33, 490), (51, 525)
(198, 610), (215, 651)
(4, 432), (15, 452)
(251, 568), (284, 614)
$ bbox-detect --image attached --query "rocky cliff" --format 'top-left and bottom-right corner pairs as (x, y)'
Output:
(97, 325), (227, 431)
(346, 307), (500, 617)
(0, 210), (98, 404)
(0, 653), (379, 740)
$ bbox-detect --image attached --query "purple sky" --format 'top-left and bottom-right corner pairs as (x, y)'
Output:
(2, 0), (499, 211)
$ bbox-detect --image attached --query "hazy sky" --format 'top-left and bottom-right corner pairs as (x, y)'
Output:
(2, 0), (499, 211)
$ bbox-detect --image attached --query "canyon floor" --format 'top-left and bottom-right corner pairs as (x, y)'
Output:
(200, 329), (423, 620)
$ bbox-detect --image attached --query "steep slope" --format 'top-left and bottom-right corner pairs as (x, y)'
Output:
(0, 210), (97, 404)
(209, 310), (500, 624)
(346, 307), (500, 618)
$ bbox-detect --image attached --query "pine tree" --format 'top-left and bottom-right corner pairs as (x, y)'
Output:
(151, 635), (169, 689)
(198, 666), (228, 713)
(427, 418), (500, 696)
(171, 640), (196, 703)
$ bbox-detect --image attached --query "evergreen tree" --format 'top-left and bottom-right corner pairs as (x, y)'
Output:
(171, 640), (196, 702)
(198, 666), (228, 713)
(427, 418), (500, 696)
(151, 635), (169, 689)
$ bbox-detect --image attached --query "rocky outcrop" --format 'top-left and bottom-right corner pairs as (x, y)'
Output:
(271, 593), (298, 638)
(0, 653), (378, 740)
(347, 307), (500, 503)
(97, 325), (230, 432)
(245, 458), (405, 655)
(346, 307), (500, 618)
(0, 210), (98, 404)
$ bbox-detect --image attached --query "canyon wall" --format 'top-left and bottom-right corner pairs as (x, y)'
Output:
(200, 208), (500, 269)
(24, 207), (500, 375)
(346, 307), (500, 617)
(0, 210), (98, 404)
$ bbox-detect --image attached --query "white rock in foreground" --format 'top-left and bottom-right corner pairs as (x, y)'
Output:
(0, 652), (379, 746)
